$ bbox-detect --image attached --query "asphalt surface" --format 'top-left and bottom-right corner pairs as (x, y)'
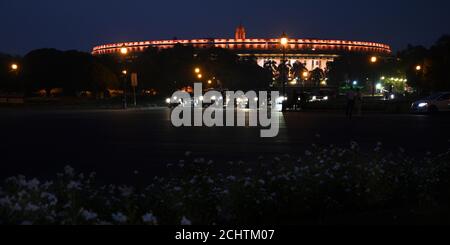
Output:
(0, 107), (449, 182)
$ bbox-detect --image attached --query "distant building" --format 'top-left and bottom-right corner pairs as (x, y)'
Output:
(235, 24), (246, 40)
(92, 25), (391, 72)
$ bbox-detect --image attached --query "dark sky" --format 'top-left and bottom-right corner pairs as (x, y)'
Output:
(1, 0), (450, 55)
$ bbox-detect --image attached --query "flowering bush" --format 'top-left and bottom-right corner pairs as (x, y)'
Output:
(1, 142), (450, 225)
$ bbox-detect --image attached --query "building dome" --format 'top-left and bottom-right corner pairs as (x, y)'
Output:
(235, 24), (246, 40)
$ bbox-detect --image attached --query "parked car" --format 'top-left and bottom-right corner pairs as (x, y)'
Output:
(411, 92), (450, 113)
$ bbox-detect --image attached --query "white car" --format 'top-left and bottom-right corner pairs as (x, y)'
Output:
(411, 92), (450, 113)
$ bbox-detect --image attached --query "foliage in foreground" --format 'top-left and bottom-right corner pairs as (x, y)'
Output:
(1, 142), (450, 225)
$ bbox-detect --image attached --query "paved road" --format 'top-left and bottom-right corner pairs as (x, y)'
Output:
(0, 108), (449, 182)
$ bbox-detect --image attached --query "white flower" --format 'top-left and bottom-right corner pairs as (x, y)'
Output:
(13, 203), (22, 211)
(142, 213), (158, 225)
(81, 209), (98, 221)
(194, 158), (205, 164)
(226, 176), (236, 181)
(89, 172), (97, 179)
(64, 165), (75, 176)
(0, 196), (12, 207)
(112, 212), (128, 223)
(25, 203), (40, 212)
(42, 181), (53, 190)
(180, 216), (192, 225)
(118, 186), (134, 197)
(244, 180), (252, 187)
(41, 192), (58, 206)
(26, 179), (40, 190)
(67, 181), (82, 190)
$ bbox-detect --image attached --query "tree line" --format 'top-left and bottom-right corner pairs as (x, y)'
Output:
(0, 45), (271, 98)
(0, 35), (449, 98)
(327, 35), (450, 94)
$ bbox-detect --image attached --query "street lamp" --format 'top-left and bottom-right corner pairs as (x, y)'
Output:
(370, 56), (378, 96)
(302, 71), (309, 79)
(280, 35), (288, 46)
(11, 63), (19, 71)
(370, 56), (378, 63)
(120, 47), (129, 109)
(280, 32), (288, 111)
(195, 68), (201, 74)
(197, 74), (203, 79)
(120, 47), (128, 55)
(416, 65), (422, 71)
(208, 80), (212, 85)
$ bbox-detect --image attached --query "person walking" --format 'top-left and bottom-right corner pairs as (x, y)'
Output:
(355, 88), (363, 116)
(346, 87), (356, 119)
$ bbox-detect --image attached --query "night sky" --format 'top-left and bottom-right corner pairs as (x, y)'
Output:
(1, 0), (450, 55)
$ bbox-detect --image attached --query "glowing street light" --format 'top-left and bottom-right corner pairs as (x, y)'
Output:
(122, 70), (128, 75)
(416, 65), (422, 71)
(370, 56), (378, 63)
(197, 74), (203, 79)
(376, 83), (383, 90)
(11, 63), (19, 71)
(195, 68), (201, 74)
(280, 34), (289, 46)
(208, 80), (212, 85)
(120, 47), (128, 55)
(302, 71), (309, 78)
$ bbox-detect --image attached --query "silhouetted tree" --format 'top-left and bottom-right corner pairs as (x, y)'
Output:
(310, 68), (325, 87)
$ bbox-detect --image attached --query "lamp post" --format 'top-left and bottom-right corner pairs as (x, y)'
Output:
(370, 56), (378, 96)
(415, 64), (423, 95)
(280, 33), (288, 111)
(280, 33), (288, 96)
(10, 63), (20, 93)
(120, 47), (128, 109)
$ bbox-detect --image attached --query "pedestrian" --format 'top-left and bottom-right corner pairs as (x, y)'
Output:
(346, 87), (356, 119)
(355, 88), (363, 116)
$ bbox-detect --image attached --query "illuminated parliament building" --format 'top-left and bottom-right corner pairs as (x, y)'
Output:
(92, 25), (391, 73)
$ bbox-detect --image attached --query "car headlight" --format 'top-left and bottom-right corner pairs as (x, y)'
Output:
(323, 96), (329, 100)
(276, 97), (285, 103)
(418, 102), (428, 108)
